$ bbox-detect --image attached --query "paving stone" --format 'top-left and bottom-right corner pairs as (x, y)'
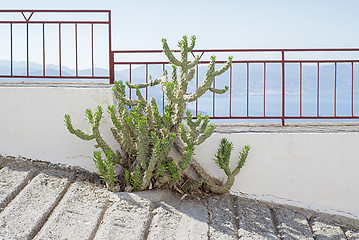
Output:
(94, 193), (151, 240)
(273, 207), (314, 240)
(311, 217), (347, 240)
(0, 166), (35, 210)
(0, 171), (73, 240)
(208, 195), (237, 240)
(147, 201), (182, 240)
(175, 200), (208, 240)
(236, 197), (279, 239)
(344, 228), (359, 240)
(34, 180), (108, 240)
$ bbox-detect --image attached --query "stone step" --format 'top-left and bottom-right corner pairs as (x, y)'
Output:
(273, 207), (314, 239)
(208, 195), (237, 240)
(145, 192), (209, 240)
(0, 171), (73, 240)
(34, 180), (108, 240)
(0, 166), (35, 211)
(175, 199), (208, 240)
(236, 197), (278, 239)
(94, 192), (152, 240)
(311, 217), (347, 240)
(147, 200), (182, 240)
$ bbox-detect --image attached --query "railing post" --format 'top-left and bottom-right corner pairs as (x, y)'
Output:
(108, 10), (114, 84)
(281, 50), (285, 126)
(109, 51), (114, 84)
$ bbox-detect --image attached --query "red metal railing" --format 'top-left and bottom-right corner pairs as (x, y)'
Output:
(1, 10), (358, 125)
(0, 10), (111, 82)
(112, 49), (359, 125)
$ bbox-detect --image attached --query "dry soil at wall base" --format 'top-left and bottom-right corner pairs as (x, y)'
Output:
(0, 155), (358, 240)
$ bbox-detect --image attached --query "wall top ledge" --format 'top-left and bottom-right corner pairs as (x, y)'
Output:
(214, 122), (359, 134)
(0, 82), (112, 88)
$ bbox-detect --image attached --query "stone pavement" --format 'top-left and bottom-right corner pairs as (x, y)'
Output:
(0, 156), (358, 240)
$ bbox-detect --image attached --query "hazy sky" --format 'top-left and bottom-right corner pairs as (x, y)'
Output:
(1, 0), (359, 50)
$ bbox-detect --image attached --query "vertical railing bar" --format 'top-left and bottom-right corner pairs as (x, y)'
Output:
(229, 64), (232, 117)
(108, 11), (114, 84)
(317, 62), (319, 117)
(196, 64), (199, 117)
(26, 22), (29, 76)
(213, 74), (215, 118)
(300, 62), (302, 117)
(351, 62), (354, 117)
(91, 23), (94, 77)
(145, 64), (148, 102)
(42, 23), (45, 76)
(10, 23), (13, 76)
(75, 23), (78, 77)
(334, 62), (337, 117)
(59, 23), (62, 76)
(263, 63), (266, 117)
(129, 63), (132, 99)
(281, 50), (285, 126)
(162, 64), (165, 114)
(246, 63), (249, 117)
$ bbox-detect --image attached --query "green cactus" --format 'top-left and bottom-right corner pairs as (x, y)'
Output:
(65, 35), (249, 193)
(93, 151), (117, 190)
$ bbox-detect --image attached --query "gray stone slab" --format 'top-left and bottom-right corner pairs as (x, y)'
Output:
(175, 200), (208, 240)
(236, 197), (279, 239)
(208, 195), (237, 240)
(34, 180), (108, 240)
(273, 207), (314, 240)
(344, 228), (359, 240)
(311, 217), (347, 240)
(0, 166), (35, 210)
(0, 171), (73, 240)
(147, 200), (182, 240)
(94, 193), (151, 240)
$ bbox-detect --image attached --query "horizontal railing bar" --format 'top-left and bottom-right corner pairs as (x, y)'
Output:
(0, 10), (111, 13)
(0, 75), (109, 79)
(284, 116), (359, 119)
(112, 48), (359, 53)
(208, 116), (359, 119)
(114, 60), (359, 65)
(113, 61), (282, 65)
(285, 60), (359, 63)
(0, 21), (109, 24)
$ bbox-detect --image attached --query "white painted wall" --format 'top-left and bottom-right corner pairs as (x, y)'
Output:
(0, 85), (358, 220)
(0, 85), (115, 172)
(195, 133), (359, 220)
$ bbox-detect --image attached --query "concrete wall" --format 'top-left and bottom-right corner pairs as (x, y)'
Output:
(0, 84), (115, 172)
(195, 133), (359, 220)
(0, 85), (358, 220)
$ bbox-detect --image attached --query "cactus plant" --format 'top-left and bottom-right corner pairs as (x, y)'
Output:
(65, 35), (249, 193)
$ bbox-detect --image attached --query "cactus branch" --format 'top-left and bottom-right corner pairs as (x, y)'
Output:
(126, 72), (167, 89)
(183, 74), (214, 102)
(64, 114), (94, 141)
(209, 86), (229, 94)
(162, 38), (181, 66)
(187, 55), (200, 69)
(188, 35), (196, 52)
(213, 56), (233, 76)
